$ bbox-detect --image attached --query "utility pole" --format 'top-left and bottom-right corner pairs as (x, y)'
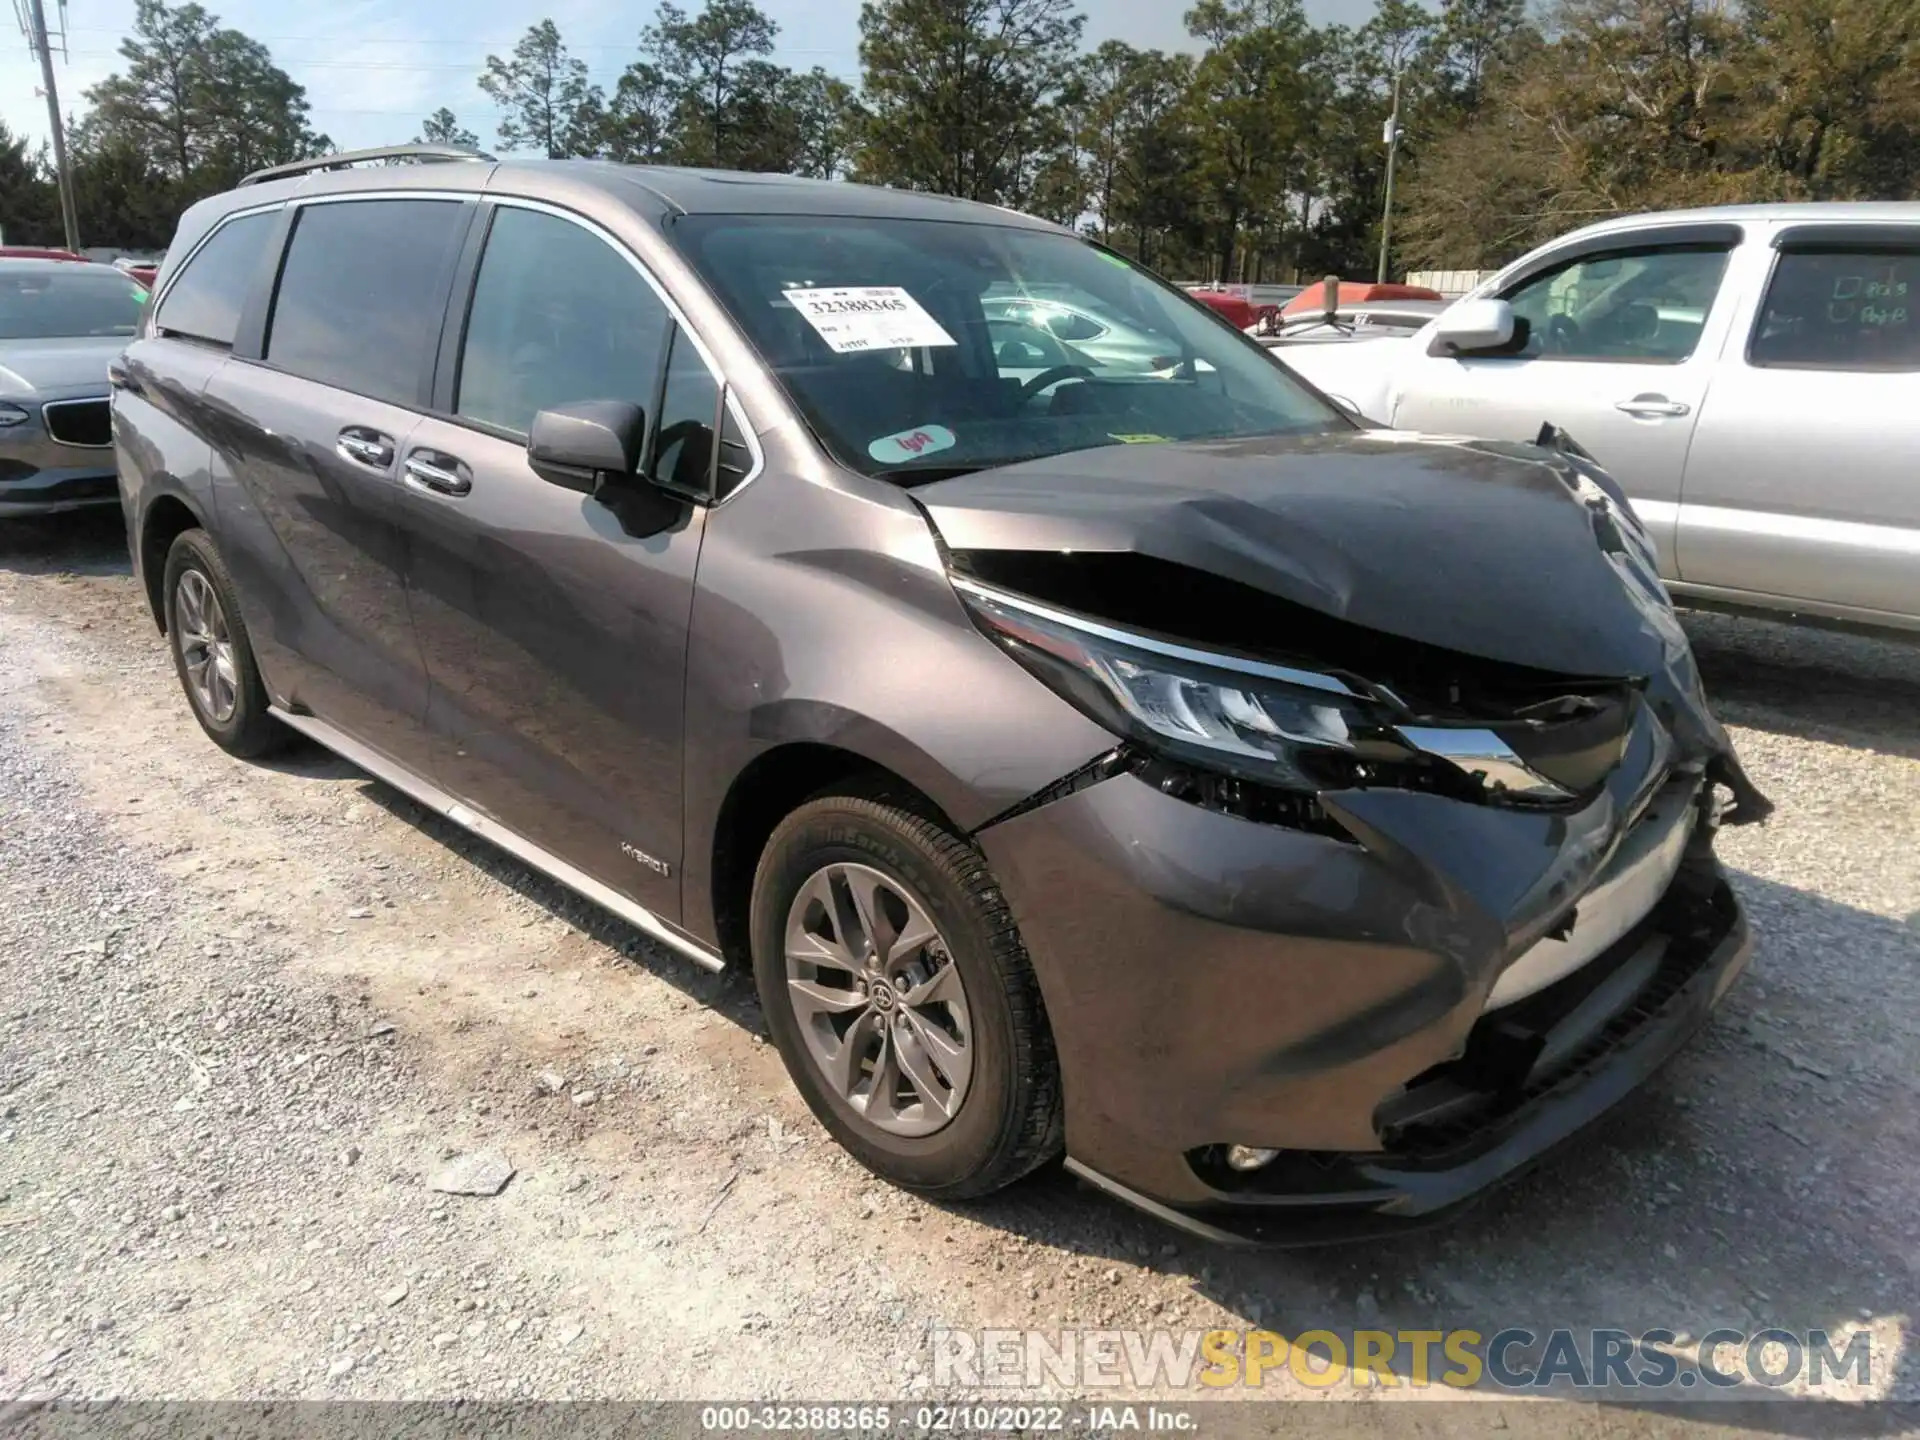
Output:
(1376, 64), (1402, 285)
(25, 0), (82, 252)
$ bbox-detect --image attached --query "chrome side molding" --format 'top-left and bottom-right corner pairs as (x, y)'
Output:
(270, 707), (726, 972)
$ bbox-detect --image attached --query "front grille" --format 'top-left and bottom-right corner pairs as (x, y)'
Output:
(43, 398), (112, 448)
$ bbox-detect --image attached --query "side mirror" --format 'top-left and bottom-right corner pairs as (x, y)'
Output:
(527, 400), (646, 493)
(1428, 297), (1521, 357)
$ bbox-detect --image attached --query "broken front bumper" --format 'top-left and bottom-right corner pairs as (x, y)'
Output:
(976, 734), (1749, 1244)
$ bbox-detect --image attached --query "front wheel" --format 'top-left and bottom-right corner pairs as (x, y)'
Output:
(162, 528), (286, 758)
(750, 793), (1063, 1199)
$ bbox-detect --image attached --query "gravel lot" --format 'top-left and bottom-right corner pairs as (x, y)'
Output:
(1, 511), (1915, 1426)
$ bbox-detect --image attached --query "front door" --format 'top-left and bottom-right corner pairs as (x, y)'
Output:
(1389, 240), (1740, 580)
(397, 203), (727, 920)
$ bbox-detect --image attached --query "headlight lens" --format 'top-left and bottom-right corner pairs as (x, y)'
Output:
(0, 401), (31, 428)
(954, 577), (1391, 791)
(1095, 654), (1363, 764)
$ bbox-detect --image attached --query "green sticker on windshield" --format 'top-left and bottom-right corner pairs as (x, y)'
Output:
(1109, 433), (1170, 444)
(131, 287), (149, 303)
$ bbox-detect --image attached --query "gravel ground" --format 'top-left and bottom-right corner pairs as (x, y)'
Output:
(0, 511), (1915, 1426)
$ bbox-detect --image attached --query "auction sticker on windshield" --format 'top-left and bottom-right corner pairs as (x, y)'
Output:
(784, 286), (957, 354)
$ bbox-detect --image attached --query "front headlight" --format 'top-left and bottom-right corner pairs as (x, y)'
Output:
(954, 574), (1587, 813)
(952, 576), (1394, 791)
(0, 401), (31, 428)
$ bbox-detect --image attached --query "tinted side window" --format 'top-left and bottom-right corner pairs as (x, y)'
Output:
(266, 199), (467, 405)
(716, 404), (753, 498)
(155, 211), (278, 348)
(1502, 246), (1731, 362)
(457, 206), (673, 438)
(1751, 247), (1920, 371)
(649, 326), (719, 496)
(646, 325), (751, 498)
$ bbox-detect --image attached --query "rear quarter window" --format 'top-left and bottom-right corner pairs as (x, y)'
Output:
(154, 210), (279, 348)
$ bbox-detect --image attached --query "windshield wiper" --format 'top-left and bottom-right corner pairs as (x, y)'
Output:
(884, 463), (992, 486)
(886, 445), (1166, 485)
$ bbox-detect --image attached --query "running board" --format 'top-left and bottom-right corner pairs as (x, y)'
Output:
(270, 707), (726, 972)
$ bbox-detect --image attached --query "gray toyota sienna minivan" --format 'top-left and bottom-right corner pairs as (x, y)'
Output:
(114, 146), (1769, 1243)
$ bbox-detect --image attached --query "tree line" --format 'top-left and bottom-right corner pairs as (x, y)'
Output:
(2, 0), (1916, 279)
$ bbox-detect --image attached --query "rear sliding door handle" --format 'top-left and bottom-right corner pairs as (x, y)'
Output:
(336, 428), (394, 468)
(403, 455), (472, 497)
(1614, 396), (1691, 419)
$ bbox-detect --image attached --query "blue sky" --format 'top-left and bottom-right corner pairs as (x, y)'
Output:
(3, 0), (1374, 157)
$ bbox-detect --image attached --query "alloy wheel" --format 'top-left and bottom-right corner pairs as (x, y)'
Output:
(783, 862), (974, 1138)
(174, 568), (239, 725)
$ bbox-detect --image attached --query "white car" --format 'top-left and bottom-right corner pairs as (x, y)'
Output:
(1277, 204), (1920, 634)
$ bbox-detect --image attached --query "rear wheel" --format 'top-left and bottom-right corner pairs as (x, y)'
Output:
(163, 529), (285, 758)
(750, 793), (1063, 1198)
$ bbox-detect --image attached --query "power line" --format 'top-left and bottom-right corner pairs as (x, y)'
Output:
(48, 22), (860, 53)
(37, 44), (860, 74)
(37, 45), (857, 68)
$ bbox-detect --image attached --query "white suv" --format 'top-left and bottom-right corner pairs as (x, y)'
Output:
(1282, 204), (1920, 635)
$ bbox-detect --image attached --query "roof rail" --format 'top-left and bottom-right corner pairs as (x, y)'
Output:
(238, 143), (496, 188)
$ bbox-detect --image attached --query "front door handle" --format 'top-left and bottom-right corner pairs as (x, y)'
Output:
(337, 427), (395, 469)
(403, 454), (472, 497)
(1614, 395), (1691, 419)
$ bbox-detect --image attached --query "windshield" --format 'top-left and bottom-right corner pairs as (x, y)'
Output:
(0, 267), (148, 340)
(668, 215), (1344, 480)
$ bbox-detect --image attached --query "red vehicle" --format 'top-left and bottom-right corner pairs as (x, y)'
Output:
(1280, 280), (1443, 319)
(0, 246), (89, 264)
(1187, 288), (1260, 330)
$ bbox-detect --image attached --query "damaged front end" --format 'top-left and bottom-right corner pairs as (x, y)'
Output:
(918, 430), (1765, 1239)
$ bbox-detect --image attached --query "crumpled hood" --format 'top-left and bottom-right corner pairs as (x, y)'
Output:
(0, 337), (124, 397)
(918, 429), (1673, 678)
(918, 429), (1772, 821)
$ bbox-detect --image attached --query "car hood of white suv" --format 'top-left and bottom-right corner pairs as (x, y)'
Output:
(1266, 331), (1418, 422)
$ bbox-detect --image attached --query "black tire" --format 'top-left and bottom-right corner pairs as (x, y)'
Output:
(162, 528), (286, 758)
(750, 792), (1064, 1199)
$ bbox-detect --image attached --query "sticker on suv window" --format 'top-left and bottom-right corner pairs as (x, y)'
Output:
(785, 286), (957, 354)
(869, 424), (957, 463)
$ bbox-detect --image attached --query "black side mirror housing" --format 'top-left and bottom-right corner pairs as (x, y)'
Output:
(527, 400), (646, 493)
